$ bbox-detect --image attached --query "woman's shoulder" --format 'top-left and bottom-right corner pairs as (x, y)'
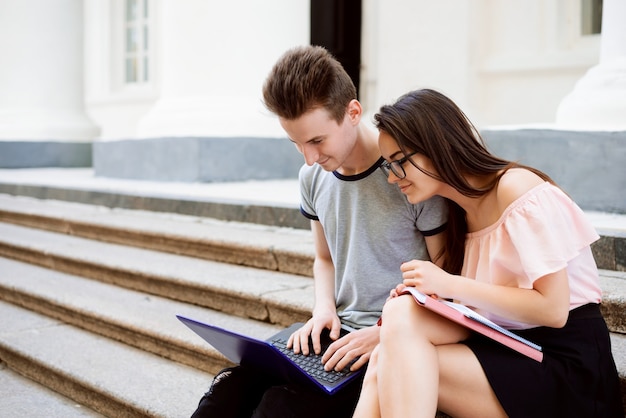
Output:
(495, 168), (546, 211)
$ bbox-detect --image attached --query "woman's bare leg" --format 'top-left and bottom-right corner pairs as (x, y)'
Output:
(355, 294), (507, 417)
(436, 344), (507, 418)
(376, 295), (443, 417)
(352, 345), (381, 418)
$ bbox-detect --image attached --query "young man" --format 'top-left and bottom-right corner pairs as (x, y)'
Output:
(191, 45), (447, 418)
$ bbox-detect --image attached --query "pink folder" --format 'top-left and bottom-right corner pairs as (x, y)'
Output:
(399, 287), (543, 362)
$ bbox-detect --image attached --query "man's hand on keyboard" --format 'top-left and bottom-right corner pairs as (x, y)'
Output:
(287, 314), (341, 356)
(322, 325), (380, 372)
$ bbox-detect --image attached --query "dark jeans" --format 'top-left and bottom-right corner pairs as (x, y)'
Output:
(190, 365), (364, 418)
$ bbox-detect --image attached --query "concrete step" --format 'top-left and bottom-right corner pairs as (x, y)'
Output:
(0, 256), (284, 376)
(2, 230), (625, 363)
(1, 268), (625, 418)
(1, 218), (626, 334)
(0, 184), (625, 415)
(2, 255), (626, 417)
(0, 191), (624, 273)
(0, 194), (314, 277)
(598, 269), (626, 334)
(0, 300), (212, 418)
(0, 170), (310, 230)
(0, 221), (314, 327)
(0, 361), (104, 418)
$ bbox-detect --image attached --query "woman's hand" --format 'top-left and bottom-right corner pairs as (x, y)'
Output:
(400, 260), (455, 298)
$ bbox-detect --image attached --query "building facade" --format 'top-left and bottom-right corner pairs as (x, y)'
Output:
(1, 0), (623, 198)
(84, 0), (606, 140)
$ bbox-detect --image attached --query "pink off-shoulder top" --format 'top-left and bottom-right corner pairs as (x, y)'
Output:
(462, 182), (602, 330)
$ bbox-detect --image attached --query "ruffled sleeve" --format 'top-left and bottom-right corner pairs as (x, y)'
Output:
(464, 183), (599, 288)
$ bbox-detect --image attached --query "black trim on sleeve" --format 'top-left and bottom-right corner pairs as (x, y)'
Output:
(300, 206), (319, 221)
(420, 222), (447, 237)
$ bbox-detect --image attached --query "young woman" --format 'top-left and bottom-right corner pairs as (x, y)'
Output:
(353, 89), (623, 418)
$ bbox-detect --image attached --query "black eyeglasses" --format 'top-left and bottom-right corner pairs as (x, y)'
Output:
(380, 152), (417, 179)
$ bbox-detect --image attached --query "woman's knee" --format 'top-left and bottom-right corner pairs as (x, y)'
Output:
(380, 295), (418, 337)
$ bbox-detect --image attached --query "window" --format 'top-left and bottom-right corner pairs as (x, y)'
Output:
(581, 0), (602, 35)
(125, 0), (150, 83)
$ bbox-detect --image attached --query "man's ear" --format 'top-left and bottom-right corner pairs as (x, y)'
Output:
(346, 99), (362, 124)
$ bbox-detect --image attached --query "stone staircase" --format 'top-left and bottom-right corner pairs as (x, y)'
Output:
(0, 193), (316, 417)
(0, 191), (625, 417)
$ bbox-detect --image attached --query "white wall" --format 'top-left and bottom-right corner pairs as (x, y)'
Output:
(472, 0), (600, 127)
(0, 0), (98, 141)
(363, 0), (600, 127)
(83, 0), (160, 139)
(84, 0), (309, 140)
(84, 0), (602, 140)
(362, 0), (472, 115)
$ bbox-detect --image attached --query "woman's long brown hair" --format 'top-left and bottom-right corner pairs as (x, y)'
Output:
(374, 89), (554, 274)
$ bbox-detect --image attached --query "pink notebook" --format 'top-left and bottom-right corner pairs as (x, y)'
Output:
(399, 287), (543, 362)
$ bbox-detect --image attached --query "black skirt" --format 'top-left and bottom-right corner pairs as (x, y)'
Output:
(462, 304), (624, 418)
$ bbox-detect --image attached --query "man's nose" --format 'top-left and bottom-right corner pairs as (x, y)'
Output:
(302, 145), (318, 166)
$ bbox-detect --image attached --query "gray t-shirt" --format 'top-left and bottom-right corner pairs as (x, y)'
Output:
(299, 157), (448, 329)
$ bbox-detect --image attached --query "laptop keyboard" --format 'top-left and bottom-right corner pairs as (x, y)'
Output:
(270, 336), (352, 384)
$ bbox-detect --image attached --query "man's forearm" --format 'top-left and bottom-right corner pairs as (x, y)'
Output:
(312, 257), (336, 314)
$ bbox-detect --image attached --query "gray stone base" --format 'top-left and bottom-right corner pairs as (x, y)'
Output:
(481, 128), (626, 213)
(93, 136), (302, 182)
(0, 141), (92, 168)
(4, 130), (623, 214)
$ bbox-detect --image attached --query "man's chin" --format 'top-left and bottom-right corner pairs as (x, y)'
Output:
(317, 160), (336, 171)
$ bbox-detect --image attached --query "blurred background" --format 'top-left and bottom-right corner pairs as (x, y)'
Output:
(0, 0), (624, 212)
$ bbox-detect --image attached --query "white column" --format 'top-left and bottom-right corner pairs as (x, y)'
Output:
(556, 0), (626, 130)
(136, 0), (309, 138)
(0, 0), (99, 140)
